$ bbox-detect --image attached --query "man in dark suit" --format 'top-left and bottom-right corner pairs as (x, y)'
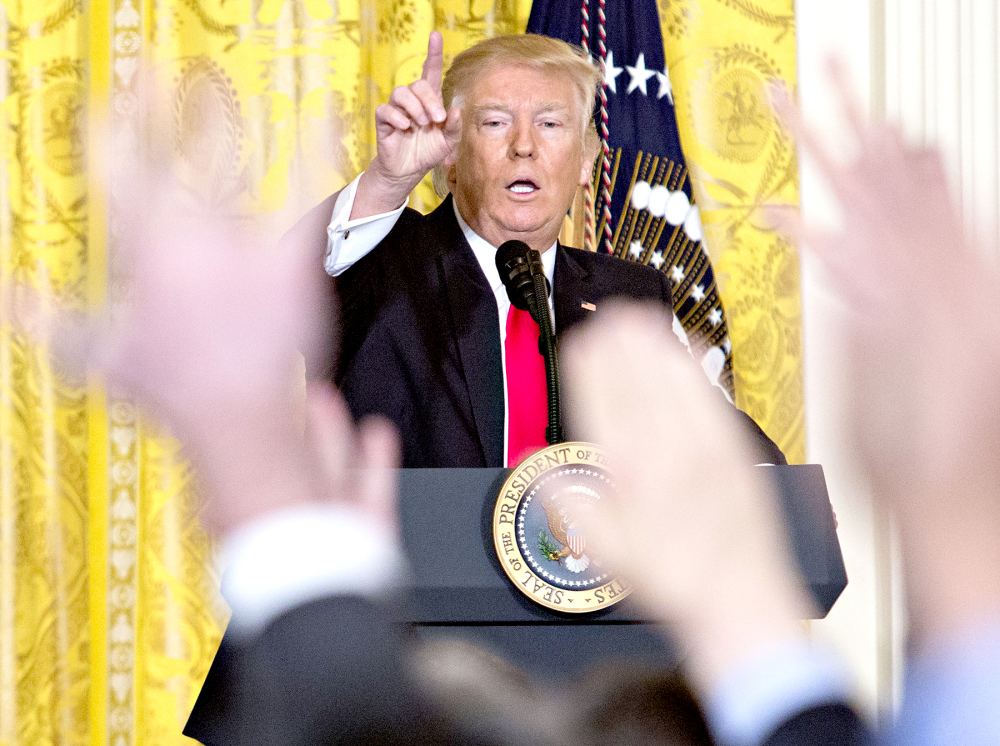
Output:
(332, 192), (683, 467)
(310, 31), (785, 468)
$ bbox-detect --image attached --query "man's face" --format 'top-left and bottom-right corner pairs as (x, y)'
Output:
(447, 64), (593, 252)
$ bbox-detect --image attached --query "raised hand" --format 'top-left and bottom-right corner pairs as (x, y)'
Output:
(356, 31), (462, 216)
(304, 382), (401, 538)
(1, 76), (406, 541)
(562, 303), (814, 694)
(768, 60), (1000, 644)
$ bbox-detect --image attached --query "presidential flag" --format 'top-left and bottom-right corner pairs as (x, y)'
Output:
(528, 0), (735, 398)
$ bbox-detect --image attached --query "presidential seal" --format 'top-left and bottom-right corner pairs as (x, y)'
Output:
(492, 442), (630, 613)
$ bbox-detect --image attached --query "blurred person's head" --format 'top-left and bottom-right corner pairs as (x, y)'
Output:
(569, 662), (715, 745)
(411, 637), (714, 745)
(410, 636), (567, 745)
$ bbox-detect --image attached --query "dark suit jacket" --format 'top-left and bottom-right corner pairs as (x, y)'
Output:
(187, 597), (466, 746)
(311, 193), (785, 466)
(186, 593), (870, 746)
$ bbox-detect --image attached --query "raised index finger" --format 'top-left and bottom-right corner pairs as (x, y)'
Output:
(421, 31), (444, 90)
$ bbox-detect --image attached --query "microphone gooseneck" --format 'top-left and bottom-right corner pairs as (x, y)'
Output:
(495, 240), (563, 447)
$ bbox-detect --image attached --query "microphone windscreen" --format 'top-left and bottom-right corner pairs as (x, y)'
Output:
(495, 240), (538, 311)
(495, 239), (533, 273)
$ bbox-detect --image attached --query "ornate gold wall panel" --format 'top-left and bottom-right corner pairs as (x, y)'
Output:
(1, 2), (92, 744)
(662, 0), (804, 462)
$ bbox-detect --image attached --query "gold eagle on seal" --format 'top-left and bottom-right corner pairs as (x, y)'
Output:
(539, 485), (601, 574)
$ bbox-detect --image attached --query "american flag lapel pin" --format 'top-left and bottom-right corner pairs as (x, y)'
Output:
(581, 301), (597, 312)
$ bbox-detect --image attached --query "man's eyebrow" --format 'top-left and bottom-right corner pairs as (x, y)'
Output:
(536, 102), (570, 113)
(471, 103), (513, 116)
(470, 102), (571, 115)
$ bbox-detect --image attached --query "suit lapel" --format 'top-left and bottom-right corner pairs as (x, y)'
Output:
(428, 198), (505, 466)
(554, 245), (594, 338)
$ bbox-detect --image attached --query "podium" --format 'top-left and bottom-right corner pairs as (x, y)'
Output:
(399, 464), (846, 673)
(186, 464), (845, 740)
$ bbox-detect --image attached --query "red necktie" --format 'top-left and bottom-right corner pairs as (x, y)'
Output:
(505, 305), (548, 466)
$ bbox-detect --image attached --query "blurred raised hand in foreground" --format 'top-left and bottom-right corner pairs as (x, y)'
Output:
(562, 58), (1000, 743)
(0, 84), (399, 542)
(768, 61), (1000, 649)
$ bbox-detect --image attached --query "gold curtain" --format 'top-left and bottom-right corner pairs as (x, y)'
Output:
(1, 0), (797, 743)
(661, 0), (803, 462)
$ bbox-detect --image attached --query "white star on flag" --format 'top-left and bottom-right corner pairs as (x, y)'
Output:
(671, 265), (685, 283)
(626, 53), (655, 96)
(603, 50), (623, 94)
(628, 240), (643, 258)
(691, 284), (705, 301)
(708, 309), (723, 327)
(655, 66), (673, 104)
(650, 251), (665, 269)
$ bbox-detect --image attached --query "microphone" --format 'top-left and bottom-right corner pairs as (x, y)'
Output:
(495, 240), (550, 321)
(494, 239), (563, 447)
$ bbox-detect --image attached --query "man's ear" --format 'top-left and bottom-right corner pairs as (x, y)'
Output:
(580, 125), (600, 186)
(431, 161), (457, 198)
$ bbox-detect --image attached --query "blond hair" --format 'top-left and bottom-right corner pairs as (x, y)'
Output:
(433, 34), (602, 196)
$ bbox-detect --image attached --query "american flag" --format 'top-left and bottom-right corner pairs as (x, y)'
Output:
(528, 0), (735, 397)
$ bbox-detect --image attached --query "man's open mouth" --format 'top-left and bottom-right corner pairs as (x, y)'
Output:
(506, 179), (539, 194)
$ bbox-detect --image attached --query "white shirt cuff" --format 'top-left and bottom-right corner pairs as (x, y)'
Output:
(705, 638), (852, 745)
(324, 172), (408, 276)
(219, 503), (406, 639)
(896, 618), (1000, 745)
